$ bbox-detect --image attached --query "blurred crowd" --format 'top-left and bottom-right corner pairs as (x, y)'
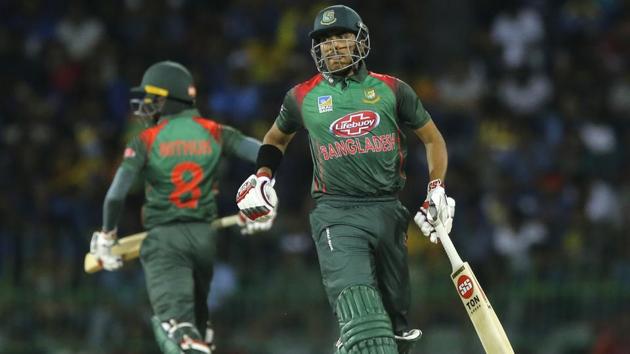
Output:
(1, 0), (629, 353)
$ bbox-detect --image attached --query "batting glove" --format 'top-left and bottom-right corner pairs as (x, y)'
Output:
(413, 179), (456, 243)
(237, 212), (274, 235)
(235, 173), (278, 222)
(90, 229), (123, 271)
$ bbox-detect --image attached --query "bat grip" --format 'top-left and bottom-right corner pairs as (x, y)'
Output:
(435, 223), (464, 272)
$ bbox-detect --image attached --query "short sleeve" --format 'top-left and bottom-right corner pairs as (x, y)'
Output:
(274, 88), (302, 134)
(396, 79), (431, 130)
(221, 125), (244, 154)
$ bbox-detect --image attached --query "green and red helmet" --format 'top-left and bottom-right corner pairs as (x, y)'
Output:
(309, 5), (370, 74)
(130, 61), (197, 120)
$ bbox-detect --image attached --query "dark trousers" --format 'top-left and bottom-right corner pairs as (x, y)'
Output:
(140, 222), (217, 332)
(309, 198), (412, 333)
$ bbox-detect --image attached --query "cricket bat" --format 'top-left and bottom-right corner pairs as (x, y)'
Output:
(435, 223), (515, 354)
(84, 214), (241, 274)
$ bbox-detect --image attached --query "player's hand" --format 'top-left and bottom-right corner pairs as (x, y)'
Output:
(237, 212), (274, 235)
(413, 179), (456, 243)
(425, 179), (455, 226)
(90, 230), (123, 271)
(235, 173), (278, 222)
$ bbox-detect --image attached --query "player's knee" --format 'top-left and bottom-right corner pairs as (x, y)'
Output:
(335, 285), (398, 353)
(151, 316), (212, 354)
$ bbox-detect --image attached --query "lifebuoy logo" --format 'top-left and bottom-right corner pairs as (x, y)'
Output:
(457, 275), (474, 299)
(329, 111), (380, 138)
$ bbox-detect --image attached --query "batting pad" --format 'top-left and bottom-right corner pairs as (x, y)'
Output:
(335, 285), (397, 353)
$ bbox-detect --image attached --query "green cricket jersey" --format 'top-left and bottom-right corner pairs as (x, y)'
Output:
(121, 109), (246, 229)
(275, 64), (431, 199)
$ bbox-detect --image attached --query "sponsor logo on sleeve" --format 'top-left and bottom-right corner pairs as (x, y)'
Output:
(124, 147), (136, 158)
(318, 95), (333, 113)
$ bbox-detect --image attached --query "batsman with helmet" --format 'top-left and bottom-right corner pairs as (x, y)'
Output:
(236, 5), (456, 354)
(89, 61), (272, 353)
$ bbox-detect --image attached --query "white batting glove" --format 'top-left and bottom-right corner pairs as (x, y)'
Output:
(413, 179), (456, 243)
(237, 212), (274, 235)
(236, 173), (278, 222)
(90, 230), (123, 271)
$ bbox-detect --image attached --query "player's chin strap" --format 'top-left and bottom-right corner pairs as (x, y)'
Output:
(151, 316), (212, 354)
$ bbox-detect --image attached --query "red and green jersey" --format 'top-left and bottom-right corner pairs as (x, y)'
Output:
(121, 109), (245, 228)
(275, 65), (431, 199)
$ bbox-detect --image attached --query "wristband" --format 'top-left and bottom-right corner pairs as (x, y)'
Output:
(256, 171), (272, 179)
(256, 144), (283, 175)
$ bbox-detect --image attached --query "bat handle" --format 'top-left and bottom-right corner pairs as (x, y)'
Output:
(210, 214), (241, 229)
(435, 223), (464, 272)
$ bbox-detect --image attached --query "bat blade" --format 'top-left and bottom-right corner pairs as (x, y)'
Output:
(452, 262), (514, 354)
(84, 214), (241, 274)
(434, 223), (513, 354)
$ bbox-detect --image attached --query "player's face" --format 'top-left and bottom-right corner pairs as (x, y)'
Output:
(319, 32), (357, 73)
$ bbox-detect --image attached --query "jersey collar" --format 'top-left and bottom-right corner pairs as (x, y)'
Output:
(322, 62), (369, 86)
(158, 108), (200, 123)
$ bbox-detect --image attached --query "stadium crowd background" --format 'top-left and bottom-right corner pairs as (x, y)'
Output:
(1, 0), (629, 353)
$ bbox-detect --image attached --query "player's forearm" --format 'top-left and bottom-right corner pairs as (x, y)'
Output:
(262, 123), (294, 153)
(102, 167), (136, 231)
(256, 124), (295, 176)
(234, 137), (262, 164)
(414, 120), (448, 181)
(425, 137), (448, 181)
(255, 143), (284, 177)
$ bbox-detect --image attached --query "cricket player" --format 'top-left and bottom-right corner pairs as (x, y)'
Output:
(236, 5), (455, 354)
(89, 61), (271, 354)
